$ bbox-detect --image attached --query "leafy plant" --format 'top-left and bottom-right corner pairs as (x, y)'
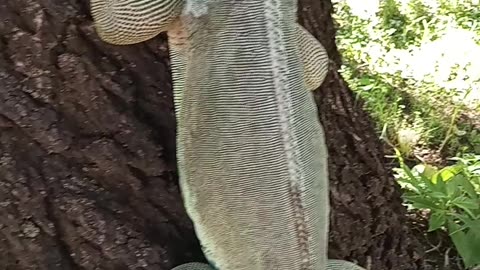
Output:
(393, 152), (480, 268)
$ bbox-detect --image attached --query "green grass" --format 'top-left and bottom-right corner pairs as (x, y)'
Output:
(333, 0), (480, 157)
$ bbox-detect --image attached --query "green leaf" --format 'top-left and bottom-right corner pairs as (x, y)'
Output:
(449, 219), (480, 268)
(413, 164), (438, 190)
(472, 176), (480, 189)
(422, 164), (438, 178)
(447, 219), (473, 267)
(399, 164), (425, 192)
(404, 195), (441, 210)
(452, 197), (479, 210)
(470, 222), (480, 244)
(430, 192), (448, 200)
(428, 211), (446, 232)
(464, 229), (480, 267)
(432, 174), (447, 194)
(359, 77), (372, 85)
(451, 197), (479, 220)
(465, 220), (480, 234)
(433, 164), (465, 183)
(446, 177), (461, 198)
(455, 174), (479, 199)
(451, 214), (474, 231)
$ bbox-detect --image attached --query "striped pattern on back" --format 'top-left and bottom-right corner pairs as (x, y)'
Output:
(176, 0), (329, 269)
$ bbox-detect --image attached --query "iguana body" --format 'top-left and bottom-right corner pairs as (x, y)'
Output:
(90, 0), (365, 269)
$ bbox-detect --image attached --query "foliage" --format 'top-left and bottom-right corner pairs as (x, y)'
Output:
(394, 152), (480, 268)
(336, 1), (480, 266)
(333, 0), (480, 156)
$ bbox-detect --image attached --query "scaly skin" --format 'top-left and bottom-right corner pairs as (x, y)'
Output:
(90, 0), (365, 269)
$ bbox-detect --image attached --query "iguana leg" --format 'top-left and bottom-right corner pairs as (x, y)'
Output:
(167, 19), (188, 120)
(90, 0), (328, 93)
(90, 0), (187, 119)
(170, 21), (330, 112)
(169, 259), (367, 269)
(90, 0), (184, 45)
(296, 24), (330, 91)
(170, 260), (367, 270)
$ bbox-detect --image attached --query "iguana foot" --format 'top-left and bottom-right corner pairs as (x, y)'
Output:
(171, 262), (214, 270)
(171, 259), (366, 270)
(327, 259), (367, 270)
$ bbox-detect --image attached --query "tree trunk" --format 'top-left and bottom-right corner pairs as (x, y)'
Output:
(0, 0), (423, 269)
(299, 1), (424, 269)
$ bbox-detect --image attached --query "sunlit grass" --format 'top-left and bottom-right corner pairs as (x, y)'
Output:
(332, 0), (480, 156)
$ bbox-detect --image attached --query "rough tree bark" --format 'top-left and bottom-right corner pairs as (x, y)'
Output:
(0, 0), (423, 269)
